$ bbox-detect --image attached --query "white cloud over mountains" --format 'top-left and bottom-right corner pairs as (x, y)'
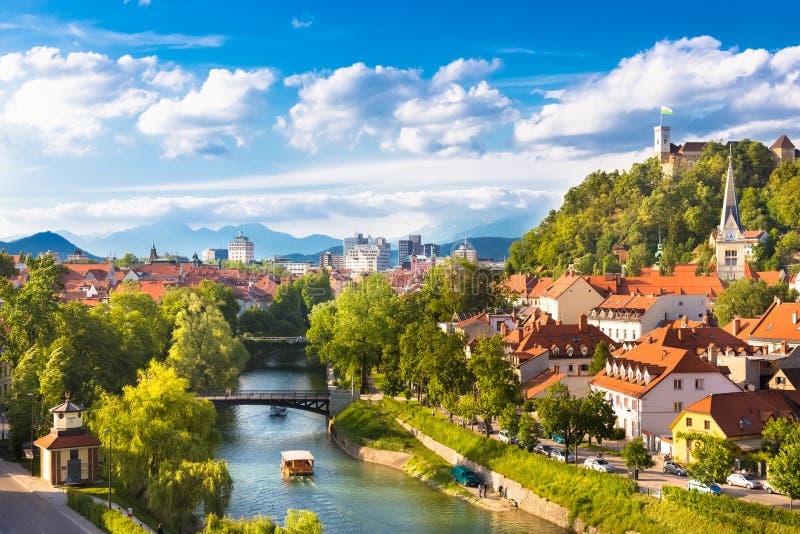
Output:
(277, 58), (515, 155)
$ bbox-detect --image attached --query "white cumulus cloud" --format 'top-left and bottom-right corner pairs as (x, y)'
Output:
(137, 68), (276, 158)
(514, 36), (800, 148)
(277, 58), (513, 155)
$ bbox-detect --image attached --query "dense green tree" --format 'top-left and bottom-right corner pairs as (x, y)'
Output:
(89, 361), (222, 499)
(147, 459), (233, 531)
(0, 250), (17, 278)
(517, 412), (541, 451)
(762, 417), (800, 454)
(498, 404), (520, 436)
(468, 335), (520, 437)
(306, 276), (396, 393)
(588, 341), (612, 375)
(422, 257), (507, 321)
(295, 271), (334, 310)
(767, 441), (800, 509)
(113, 252), (140, 268)
(677, 432), (734, 484)
(203, 510), (322, 534)
(622, 437), (655, 473)
(536, 383), (615, 463)
(165, 292), (249, 391)
(0, 255), (65, 366)
(715, 279), (795, 325)
(6, 345), (48, 454)
(399, 319), (469, 403)
(197, 280), (240, 334)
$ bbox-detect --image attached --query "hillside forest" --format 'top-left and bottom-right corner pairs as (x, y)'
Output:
(506, 140), (800, 277)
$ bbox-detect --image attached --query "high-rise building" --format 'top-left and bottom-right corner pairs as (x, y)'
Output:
(452, 239), (478, 264)
(345, 245), (380, 273)
(228, 230), (255, 264)
(343, 233), (368, 255)
(422, 243), (440, 257)
(399, 234), (424, 268)
(375, 236), (391, 272)
(319, 251), (344, 269)
(202, 248), (229, 262)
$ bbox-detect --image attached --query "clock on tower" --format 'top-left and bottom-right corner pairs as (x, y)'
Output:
(726, 230), (736, 241)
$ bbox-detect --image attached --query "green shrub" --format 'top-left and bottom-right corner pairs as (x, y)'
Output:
(66, 488), (147, 534)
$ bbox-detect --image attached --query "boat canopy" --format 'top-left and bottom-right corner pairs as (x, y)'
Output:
(281, 450), (315, 462)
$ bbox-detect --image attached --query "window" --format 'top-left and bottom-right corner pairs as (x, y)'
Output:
(704, 420), (711, 430)
(724, 249), (738, 266)
(673, 379), (683, 390)
(695, 378), (704, 390)
(686, 417), (693, 428)
(776, 376), (785, 385)
(674, 402), (683, 412)
(580, 364), (589, 372)
(568, 364), (574, 372)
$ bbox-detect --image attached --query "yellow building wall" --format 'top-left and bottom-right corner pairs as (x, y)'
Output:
(670, 411), (727, 465)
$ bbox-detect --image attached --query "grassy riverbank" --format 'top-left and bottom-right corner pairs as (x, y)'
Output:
(332, 399), (473, 500)
(336, 399), (799, 534)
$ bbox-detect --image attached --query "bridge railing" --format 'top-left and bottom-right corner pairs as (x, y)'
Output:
(198, 389), (329, 400)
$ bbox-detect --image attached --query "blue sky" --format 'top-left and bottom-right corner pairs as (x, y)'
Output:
(1, 1), (799, 244)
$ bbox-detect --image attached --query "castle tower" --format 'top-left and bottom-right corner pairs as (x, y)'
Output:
(654, 126), (671, 163)
(770, 135), (796, 163)
(715, 154), (747, 281)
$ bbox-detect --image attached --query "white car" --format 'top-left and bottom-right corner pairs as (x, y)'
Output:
(498, 430), (511, 443)
(764, 480), (784, 494)
(726, 473), (762, 489)
(583, 457), (615, 472)
(550, 449), (575, 463)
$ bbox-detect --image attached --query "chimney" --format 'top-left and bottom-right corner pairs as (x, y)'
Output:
(781, 340), (788, 354)
(677, 328), (685, 342)
(732, 318), (740, 336)
(702, 314), (709, 326)
(578, 313), (588, 333)
(708, 344), (717, 365)
(555, 319), (562, 326)
(500, 322), (508, 336)
(793, 311), (798, 325)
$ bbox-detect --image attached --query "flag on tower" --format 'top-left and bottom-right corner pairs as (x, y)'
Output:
(660, 106), (674, 115)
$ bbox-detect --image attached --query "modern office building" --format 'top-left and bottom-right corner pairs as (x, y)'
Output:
(228, 230), (255, 264)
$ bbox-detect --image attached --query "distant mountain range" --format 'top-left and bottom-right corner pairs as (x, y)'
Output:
(1, 225), (519, 264)
(0, 231), (102, 261)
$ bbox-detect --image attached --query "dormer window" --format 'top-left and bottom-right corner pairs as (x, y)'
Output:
(552, 347), (560, 356)
(605, 361), (612, 375)
(581, 346), (589, 356)
(567, 347), (574, 356)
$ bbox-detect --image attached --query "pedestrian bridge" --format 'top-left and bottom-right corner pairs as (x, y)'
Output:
(240, 336), (308, 344)
(199, 389), (354, 417)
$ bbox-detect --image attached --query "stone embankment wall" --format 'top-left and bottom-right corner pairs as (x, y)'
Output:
(328, 421), (412, 470)
(397, 420), (598, 534)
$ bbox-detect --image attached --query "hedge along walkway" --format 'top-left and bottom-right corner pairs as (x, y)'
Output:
(84, 495), (154, 533)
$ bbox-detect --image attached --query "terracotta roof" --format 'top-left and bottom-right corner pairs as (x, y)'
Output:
(771, 135), (795, 150)
(522, 369), (566, 399)
(616, 264), (723, 299)
(594, 293), (660, 312)
(506, 319), (615, 359)
(754, 271), (784, 285)
(744, 300), (800, 342)
(541, 275), (585, 299)
(635, 324), (756, 356)
(591, 343), (725, 398)
(34, 432), (102, 450)
(681, 390), (800, 437)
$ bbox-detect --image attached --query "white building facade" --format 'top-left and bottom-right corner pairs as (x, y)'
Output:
(228, 231), (255, 264)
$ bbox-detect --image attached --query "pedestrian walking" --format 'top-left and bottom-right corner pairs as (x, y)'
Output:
(157, 524), (163, 534)
(498, 484), (503, 497)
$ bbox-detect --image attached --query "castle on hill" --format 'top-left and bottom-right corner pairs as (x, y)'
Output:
(654, 125), (798, 177)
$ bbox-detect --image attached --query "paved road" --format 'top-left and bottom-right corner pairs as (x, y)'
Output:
(0, 458), (102, 534)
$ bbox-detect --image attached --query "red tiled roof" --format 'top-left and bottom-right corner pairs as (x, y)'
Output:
(591, 343), (724, 398)
(34, 432), (102, 450)
(635, 324), (755, 356)
(681, 390), (800, 437)
(594, 293), (660, 312)
(522, 369), (566, 399)
(771, 134), (795, 150)
(743, 299), (800, 342)
(506, 319), (615, 359)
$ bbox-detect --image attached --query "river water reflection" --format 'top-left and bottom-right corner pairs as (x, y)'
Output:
(216, 348), (564, 533)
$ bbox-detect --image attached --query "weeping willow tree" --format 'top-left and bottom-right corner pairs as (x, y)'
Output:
(89, 361), (229, 529)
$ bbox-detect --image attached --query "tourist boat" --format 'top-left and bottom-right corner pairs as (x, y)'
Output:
(269, 406), (288, 416)
(281, 450), (314, 476)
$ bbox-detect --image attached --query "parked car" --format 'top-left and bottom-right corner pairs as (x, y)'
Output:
(583, 457), (615, 472)
(451, 465), (480, 487)
(687, 479), (723, 495)
(726, 473), (762, 489)
(663, 460), (688, 476)
(550, 449), (575, 463)
(764, 480), (784, 494)
(498, 430), (511, 443)
(533, 444), (554, 456)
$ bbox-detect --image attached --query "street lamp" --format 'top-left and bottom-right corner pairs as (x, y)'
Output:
(27, 392), (34, 475)
(104, 428), (112, 510)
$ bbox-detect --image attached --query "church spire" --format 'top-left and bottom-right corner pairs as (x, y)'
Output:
(719, 147), (743, 234)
